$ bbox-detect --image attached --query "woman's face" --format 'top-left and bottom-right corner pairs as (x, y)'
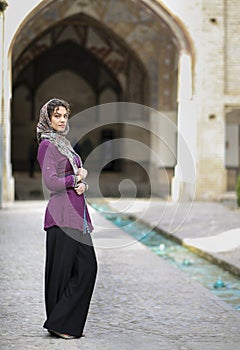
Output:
(50, 106), (68, 132)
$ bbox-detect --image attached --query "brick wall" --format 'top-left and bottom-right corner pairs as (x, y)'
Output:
(224, 0), (240, 95)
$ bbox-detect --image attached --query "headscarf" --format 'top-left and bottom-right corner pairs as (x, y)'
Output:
(36, 99), (81, 175)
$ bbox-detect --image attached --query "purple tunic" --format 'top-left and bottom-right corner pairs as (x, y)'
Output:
(37, 139), (93, 233)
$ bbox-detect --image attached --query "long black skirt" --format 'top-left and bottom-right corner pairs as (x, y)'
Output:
(43, 226), (97, 337)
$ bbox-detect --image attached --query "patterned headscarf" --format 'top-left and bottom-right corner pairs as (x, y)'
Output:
(36, 99), (81, 174)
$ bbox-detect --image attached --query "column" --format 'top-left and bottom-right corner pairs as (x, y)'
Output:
(171, 51), (196, 201)
(0, 0), (14, 206)
(0, 2), (8, 207)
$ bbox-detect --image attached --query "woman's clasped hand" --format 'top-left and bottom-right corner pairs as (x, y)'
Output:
(74, 167), (88, 195)
(74, 182), (87, 195)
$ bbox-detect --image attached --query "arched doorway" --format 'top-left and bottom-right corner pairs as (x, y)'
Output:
(12, 11), (148, 198)
(10, 0), (193, 200)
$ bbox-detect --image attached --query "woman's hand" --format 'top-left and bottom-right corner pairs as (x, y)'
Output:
(78, 167), (88, 180)
(74, 182), (86, 196)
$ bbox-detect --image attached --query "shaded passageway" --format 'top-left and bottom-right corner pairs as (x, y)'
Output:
(10, 0), (183, 201)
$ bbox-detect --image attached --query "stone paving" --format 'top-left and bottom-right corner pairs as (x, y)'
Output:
(0, 200), (240, 350)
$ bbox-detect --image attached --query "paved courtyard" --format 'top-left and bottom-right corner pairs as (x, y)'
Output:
(0, 200), (240, 350)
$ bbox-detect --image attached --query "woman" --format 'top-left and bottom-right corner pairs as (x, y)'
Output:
(37, 98), (97, 339)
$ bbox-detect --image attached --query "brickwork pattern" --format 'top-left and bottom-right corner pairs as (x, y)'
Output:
(224, 0), (240, 95)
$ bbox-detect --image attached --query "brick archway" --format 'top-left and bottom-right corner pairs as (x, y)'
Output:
(3, 0), (195, 202)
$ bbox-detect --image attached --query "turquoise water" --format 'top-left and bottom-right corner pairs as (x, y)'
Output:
(92, 202), (240, 311)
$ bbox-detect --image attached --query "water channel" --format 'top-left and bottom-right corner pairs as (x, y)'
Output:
(91, 202), (240, 312)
